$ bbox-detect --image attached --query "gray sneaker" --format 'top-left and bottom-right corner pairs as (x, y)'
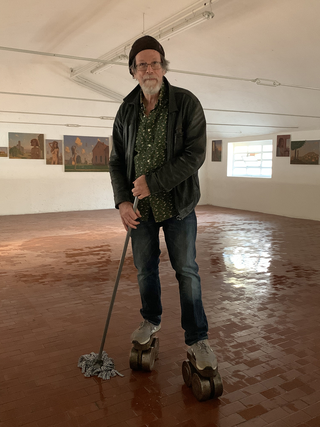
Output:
(131, 320), (161, 345)
(189, 339), (218, 372)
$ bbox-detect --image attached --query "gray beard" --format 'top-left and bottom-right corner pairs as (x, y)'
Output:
(140, 79), (162, 95)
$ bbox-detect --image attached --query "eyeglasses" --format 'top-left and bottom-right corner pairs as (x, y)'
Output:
(136, 61), (162, 71)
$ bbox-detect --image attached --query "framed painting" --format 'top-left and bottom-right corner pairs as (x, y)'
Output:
(9, 133), (44, 159)
(276, 135), (291, 157)
(0, 147), (8, 157)
(64, 135), (110, 172)
(212, 140), (222, 162)
(46, 139), (63, 165)
(290, 140), (319, 165)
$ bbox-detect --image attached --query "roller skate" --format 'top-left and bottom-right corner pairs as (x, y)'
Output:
(129, 320), (160, 371)
(182, 339), (223, 401)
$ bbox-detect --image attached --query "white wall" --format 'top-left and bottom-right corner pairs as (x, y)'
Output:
(0, 124), (114, 216)
(1, 124), (320, 220)
(201, 129), (320, 221)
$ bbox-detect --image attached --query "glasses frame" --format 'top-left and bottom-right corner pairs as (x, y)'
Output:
(135, 61), (162, 72)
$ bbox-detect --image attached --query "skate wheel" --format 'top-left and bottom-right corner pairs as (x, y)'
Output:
(129, 347), (140, 370)
(211, 371), (223, 398)
(141, 347), (156, 371)
(182, 360), (194, 387)
(191, 372), (211, 402)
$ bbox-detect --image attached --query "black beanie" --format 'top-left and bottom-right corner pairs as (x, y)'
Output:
(128, 35), (165, 74)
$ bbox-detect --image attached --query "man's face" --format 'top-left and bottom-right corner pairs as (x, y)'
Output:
(133, 49), (165, 96)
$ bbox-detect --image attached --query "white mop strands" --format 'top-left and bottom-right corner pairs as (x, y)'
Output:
(78, 198), (139, 380)
(78, 351), (123, 380)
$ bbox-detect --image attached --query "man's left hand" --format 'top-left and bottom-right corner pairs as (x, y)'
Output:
(132, 175), (151, 199)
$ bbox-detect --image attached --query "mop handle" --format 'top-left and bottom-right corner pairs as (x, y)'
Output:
(97, 196), (139, 360)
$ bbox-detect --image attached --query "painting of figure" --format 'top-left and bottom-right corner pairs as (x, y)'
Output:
(9, 133), (44, 159)
(276, 135), (290, 157)
(46, 140), (63, 165)
(64, 135), (109, 172)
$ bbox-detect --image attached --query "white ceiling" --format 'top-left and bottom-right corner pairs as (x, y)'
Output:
(1, 0), (320, 139)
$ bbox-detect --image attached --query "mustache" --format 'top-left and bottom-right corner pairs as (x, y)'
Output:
(143, 76), (157, 81)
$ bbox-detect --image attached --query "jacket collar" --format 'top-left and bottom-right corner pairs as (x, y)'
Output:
(123, 76), (178, 113)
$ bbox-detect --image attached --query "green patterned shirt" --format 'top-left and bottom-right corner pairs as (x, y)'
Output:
(134, 83), (177, 222)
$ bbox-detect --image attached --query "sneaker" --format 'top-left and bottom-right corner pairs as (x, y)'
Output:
(189, 339), (218, 372)
(131, 320), (161, 345)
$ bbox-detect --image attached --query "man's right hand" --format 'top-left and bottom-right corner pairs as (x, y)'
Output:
(119, 201), (141, 231)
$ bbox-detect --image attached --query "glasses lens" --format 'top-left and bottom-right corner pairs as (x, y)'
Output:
(137, 63), (147, 70)
(137, 62), (161, 71)
(151, 62), (161, 69)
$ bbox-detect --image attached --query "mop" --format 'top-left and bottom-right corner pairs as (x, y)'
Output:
(78, 197), (138, 380)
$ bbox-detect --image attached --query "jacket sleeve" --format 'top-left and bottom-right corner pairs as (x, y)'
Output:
(109, 107), (133, 208)
(145, 93), (206, 194)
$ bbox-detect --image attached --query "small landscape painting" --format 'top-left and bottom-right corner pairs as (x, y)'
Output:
(0, 147), (8, 157)
(290, 140), (319, 165)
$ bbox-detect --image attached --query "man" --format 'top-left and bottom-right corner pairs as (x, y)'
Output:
(109, 35), (217, 372)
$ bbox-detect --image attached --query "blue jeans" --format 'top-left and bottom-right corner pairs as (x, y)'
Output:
(131, 209), (208, 345)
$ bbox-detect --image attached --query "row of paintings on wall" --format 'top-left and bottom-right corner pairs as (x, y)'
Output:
(0, 133), (110, 172)
(1, 132), (319, 168)
(211, 135), (320, 165)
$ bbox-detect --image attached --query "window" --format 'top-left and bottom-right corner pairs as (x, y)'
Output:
(227, 140), (273, 178)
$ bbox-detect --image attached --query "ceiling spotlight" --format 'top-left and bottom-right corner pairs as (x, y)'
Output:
(203, 11), (214, 19)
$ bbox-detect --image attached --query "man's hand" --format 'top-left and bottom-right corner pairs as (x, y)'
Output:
(132, 175), (151, 199)
(119, 201), (141, 231)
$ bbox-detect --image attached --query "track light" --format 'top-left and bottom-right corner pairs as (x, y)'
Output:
(72, 76), (124, 102)
(87, 9), (215, 76)
(91, 54), (128, 75)
(71, 0), (217, 77)
(156, 11), (214, 41)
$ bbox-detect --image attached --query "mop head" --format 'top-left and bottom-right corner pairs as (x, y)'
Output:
(78, 351), (123, 380)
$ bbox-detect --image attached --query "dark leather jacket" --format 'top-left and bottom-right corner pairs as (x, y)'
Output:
(109, 76), (206, 219)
